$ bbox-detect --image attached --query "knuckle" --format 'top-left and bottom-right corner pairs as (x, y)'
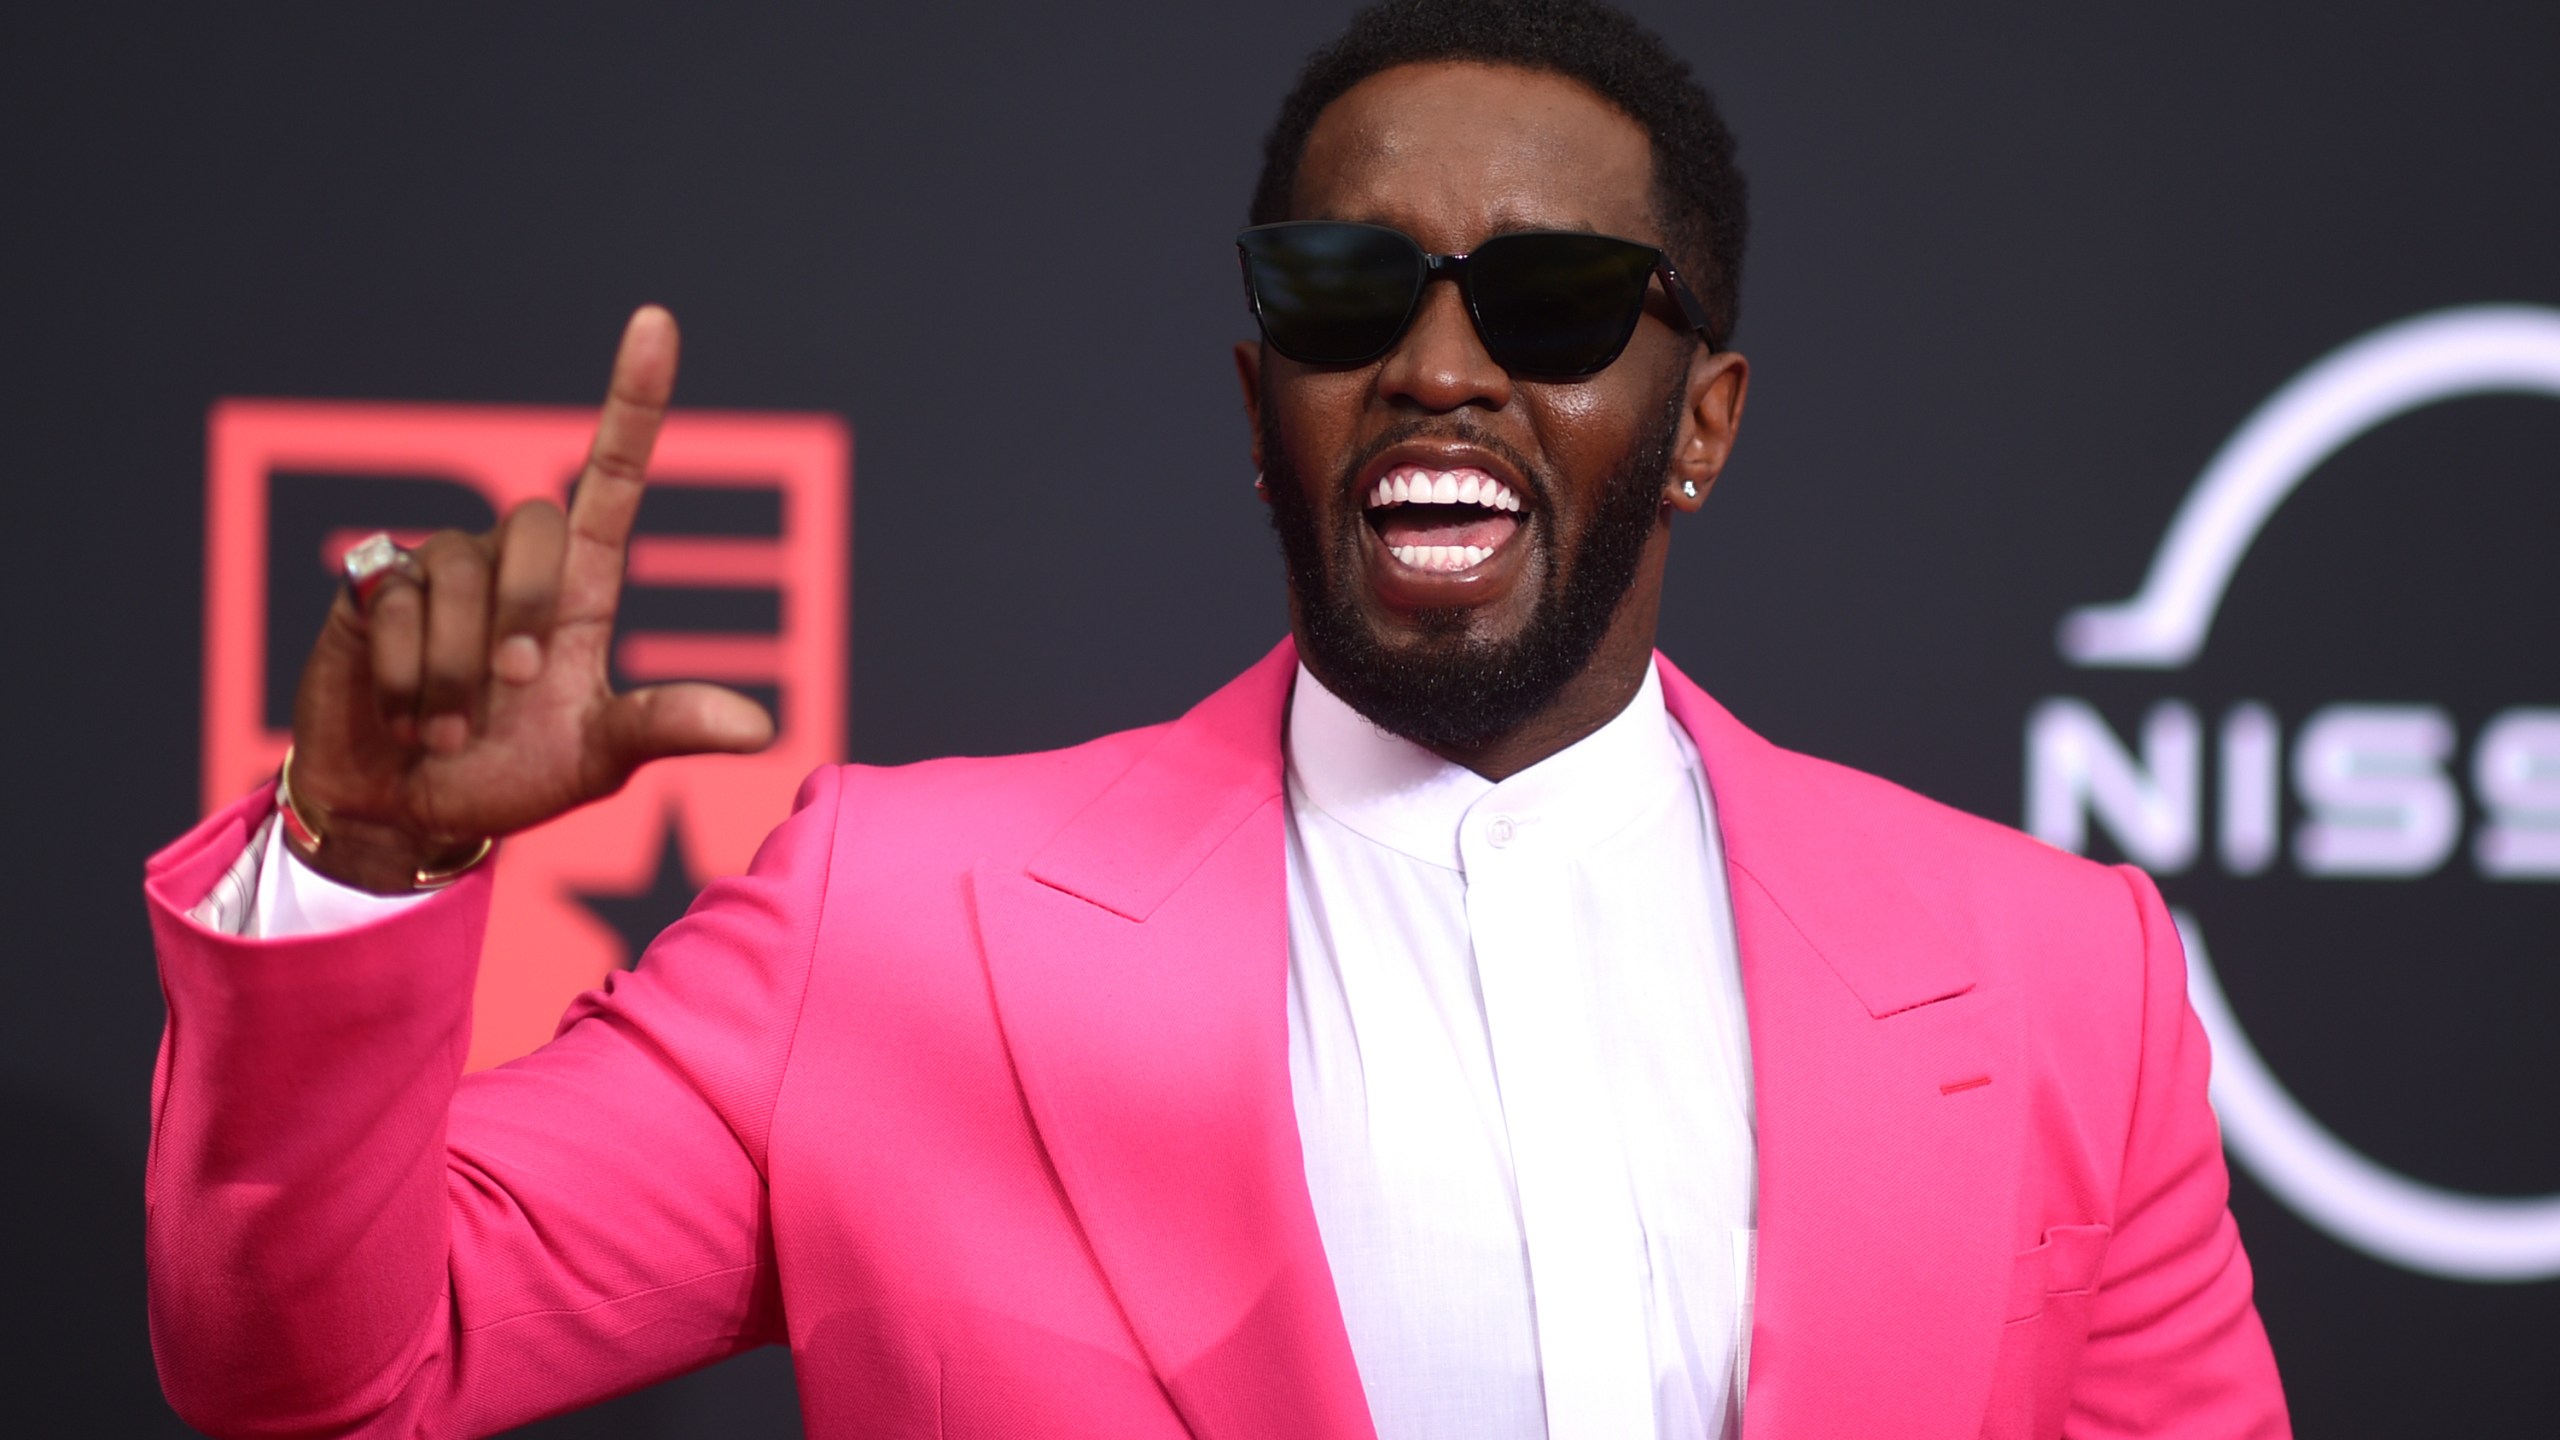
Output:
(584, 445), (649, 485)
(368, 578), (422, 619)
(495, 512), (565, 600)
(606, 378), (669, 417)
(430, 541), (491, 586)
(324, 588), (368, 635)
(495, 577), (555, 625)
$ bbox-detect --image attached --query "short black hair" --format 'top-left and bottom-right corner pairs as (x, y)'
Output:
(1250, 0), (1748, 348)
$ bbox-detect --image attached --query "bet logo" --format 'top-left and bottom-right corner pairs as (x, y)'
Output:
(203, 400), (850, 1070)
(2027, 306), (2560, 1282)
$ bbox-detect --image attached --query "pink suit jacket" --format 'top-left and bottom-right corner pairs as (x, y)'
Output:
(144, 641), (2287, 1439)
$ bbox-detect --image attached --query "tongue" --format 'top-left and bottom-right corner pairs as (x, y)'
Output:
(1376, 505), (1520, 550)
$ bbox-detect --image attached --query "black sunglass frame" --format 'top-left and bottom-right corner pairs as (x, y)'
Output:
(1236, 221), (1721, 378)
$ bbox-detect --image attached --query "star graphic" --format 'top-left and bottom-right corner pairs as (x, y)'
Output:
(570, 814), (704, 969)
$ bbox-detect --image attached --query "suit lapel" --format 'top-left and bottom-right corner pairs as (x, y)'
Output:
(1661, 659), (2023, 1440)
(973, 641), (1376, 1440)
(975, 641), (2019, 1440)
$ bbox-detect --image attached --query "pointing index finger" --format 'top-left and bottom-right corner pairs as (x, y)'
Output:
(559, 305), (680, 628)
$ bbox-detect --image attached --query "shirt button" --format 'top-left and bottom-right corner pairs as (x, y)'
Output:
(1486, 814), (1517, 847)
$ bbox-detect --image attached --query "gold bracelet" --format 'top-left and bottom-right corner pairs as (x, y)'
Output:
(412, 836), (496, 890)
(275, 744), (328, 858)
(275, 744), (496, 891)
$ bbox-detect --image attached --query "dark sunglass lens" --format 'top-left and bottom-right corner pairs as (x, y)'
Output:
(1466, 233), (1659, 376)
(1239, 224), (1422, 365)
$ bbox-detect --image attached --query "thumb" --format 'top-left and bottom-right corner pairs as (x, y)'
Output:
(595, 683), (778, 772)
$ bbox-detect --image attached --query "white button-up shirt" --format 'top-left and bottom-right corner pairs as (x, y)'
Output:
(1284, 660), (1757, 1440)
(201, 659), (1761, 1439)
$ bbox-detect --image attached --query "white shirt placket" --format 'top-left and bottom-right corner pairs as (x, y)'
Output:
(1461, 801), (1659, 1439)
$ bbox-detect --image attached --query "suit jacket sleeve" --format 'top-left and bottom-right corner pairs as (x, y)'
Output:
(142, 766), (844, 1439)
(2070, 866), (2290, 1437)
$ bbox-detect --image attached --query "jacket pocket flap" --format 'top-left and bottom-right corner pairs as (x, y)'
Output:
(2004, 1223), (2113, 1322)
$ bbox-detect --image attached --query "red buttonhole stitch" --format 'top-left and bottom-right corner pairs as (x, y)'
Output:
(1940, 1075), (1993, 1095)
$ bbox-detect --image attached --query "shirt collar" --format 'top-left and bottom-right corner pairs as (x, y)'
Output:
(1286, 658), (1694, 871)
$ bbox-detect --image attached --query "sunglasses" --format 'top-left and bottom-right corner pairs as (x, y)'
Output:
(1237, 221), (1718, 378)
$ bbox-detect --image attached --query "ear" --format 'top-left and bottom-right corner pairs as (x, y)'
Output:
(1233, 340), (1267, 478)
(1665, 346), (1749, 513)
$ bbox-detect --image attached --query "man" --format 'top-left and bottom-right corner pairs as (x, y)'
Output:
(142, 2), (2289, 1436)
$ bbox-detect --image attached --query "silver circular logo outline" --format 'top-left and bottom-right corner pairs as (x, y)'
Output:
(2058, 304), (2560, 1282)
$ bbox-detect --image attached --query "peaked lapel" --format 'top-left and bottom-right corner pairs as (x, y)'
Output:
(972, 641), (1377, 1440)
(1661, 658), (2024, 1439)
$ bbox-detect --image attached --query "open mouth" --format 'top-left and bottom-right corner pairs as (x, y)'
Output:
(1363, 465), (1526, 573)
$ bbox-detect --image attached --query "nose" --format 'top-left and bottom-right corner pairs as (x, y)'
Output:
(1376, 277), (1512, 413)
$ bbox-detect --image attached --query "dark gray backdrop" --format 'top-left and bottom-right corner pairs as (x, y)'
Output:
(7, 2), (2554, 1434)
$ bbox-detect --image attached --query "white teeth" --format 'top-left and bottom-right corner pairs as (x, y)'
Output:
(1390, 542), (1496, 572)
(1364, 467), (1527, 516)
(1375, 469), (1517, 572)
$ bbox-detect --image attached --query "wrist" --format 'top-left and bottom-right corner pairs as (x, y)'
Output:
(277, 746), (493, 895)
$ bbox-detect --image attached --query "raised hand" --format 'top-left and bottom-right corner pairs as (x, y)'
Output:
(284, 306), (776, 893)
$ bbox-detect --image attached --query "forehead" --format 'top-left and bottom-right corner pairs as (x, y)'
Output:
(1292, 60), (1659, 251)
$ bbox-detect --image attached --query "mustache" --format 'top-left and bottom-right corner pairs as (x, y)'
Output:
(1327, 417), (1551, 510)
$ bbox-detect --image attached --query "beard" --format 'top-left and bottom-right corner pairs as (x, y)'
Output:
(1264, 381), (1686, 754)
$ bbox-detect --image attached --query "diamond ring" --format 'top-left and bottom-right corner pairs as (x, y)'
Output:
(342, 532), (424, 608)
